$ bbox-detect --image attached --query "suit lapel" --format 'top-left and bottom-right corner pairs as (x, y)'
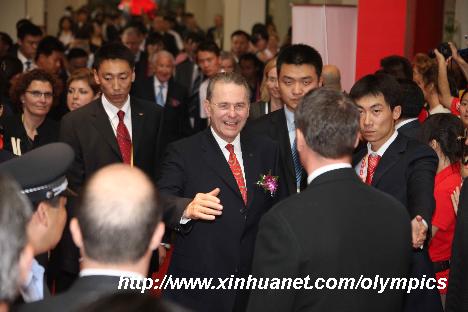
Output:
(372, 134), (406, 186)
(201, 129), (244, 203)
(131, 98), (145, 156)
(241, 133), (258, 208)
(273, 110), (296, 191)
(91, 101), (121, 159)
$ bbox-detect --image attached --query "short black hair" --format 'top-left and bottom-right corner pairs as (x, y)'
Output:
(17, 21), (43, 40)
(276, 44), (323, 77)
(230, 30), (250, 41)
(66, 47), (89, 61)
(397, 79), (424, 118)
(0, 32), (13, 48)
(349, 73), (402, 110)
(380, 55), (413, 80)
(35, 36), (65, 61)
(183, 31), (204, 44)
(93, 42), (135, 70)
(197, 41), (220, 57)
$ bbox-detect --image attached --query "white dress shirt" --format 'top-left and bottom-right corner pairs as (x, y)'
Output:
(284, 106), (296, 149)
(17, 50), (35, 72)
(307, 163), (352, 184)
(80, 268), (144, 280)
(102, 95), (133, 140)
(154, 78), (168, 104)
(395, 118), (418, 130)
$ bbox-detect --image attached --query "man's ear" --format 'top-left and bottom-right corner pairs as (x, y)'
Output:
(70, 218), (84, 249)
(131, 69), (136, 83)
(18, 243), (34, 286)
(35, 202), (49, 227)
(354, 133), (360, 149)
(392, 105), (402, 121)
(93, 69), (101, 85)
(318, 75), (323, 88)
(296, 128), (305, 151)
(149, 222), (165, 251)
(203, 99), (211, 118)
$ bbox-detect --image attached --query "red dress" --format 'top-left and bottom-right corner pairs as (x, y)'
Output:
(429, 162), (462, 294)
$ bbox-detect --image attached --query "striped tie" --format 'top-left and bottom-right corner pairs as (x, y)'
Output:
(292, 138), (302, 190)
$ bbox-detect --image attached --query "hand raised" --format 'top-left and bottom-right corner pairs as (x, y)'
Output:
(183, 188), (223, 221)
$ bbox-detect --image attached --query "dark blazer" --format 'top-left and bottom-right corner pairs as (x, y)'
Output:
(446, 182), (468, 312)
(131, 77), (192, 144)
(158, 128), (287, 312)
(175, 58), (196, 94)
(245, 109), (307, 196)
(352, 133), (442, 312)
(397, 119), (422, 141)
(352, 133), (437, 224)
(17, 275), (189, 312)
(59, 97), (164, 192)
(247, 168), (412, 312)
(248, 100), (269, 121)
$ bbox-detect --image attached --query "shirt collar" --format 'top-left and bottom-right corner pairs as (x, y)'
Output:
(366, 130), (398, 156)
(396, 118), (418, 129)
(284, 107), (295, 132)
(307, 163), (352, 184)
(80, 268), (144, 280)
(101, 94), (131, 118)
(210, 127), (241, 152)
(17, 50), (29, 63)
(154, 77), (167, 88)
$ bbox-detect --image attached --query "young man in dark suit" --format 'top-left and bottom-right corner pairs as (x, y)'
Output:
(350, 74), (442, 312)
(247, 88), (412, 312)
(131, 50), (192, 144)
(158, 72), (286, 312)
(60, 42), (164, 192)
(245, 44), (323, 196)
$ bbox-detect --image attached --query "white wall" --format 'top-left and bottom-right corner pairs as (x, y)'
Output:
(0, 0), (45, 38)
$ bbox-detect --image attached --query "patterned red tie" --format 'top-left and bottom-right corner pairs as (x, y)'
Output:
(366, 154), (381, 185)
(226, 144), (247, 205)
(116, 110), (132, 165)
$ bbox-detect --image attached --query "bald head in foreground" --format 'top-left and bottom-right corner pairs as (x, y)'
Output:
(322, 64), (342, 91)
(19, 164), (167, 312)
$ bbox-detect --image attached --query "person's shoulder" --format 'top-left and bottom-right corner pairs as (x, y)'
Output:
(62, 99), (99, 121)
(398, 133), (437, 159)
(131, 96), (163, 114)
(245, 109), (283, 132)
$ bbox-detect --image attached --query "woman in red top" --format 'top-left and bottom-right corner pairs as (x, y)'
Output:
(421, 114), (464, 307)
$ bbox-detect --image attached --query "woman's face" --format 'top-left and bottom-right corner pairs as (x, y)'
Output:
(67, 79), (96, 111)
(20, 80), (53, 117)
(61, 19), (71, 31)
(460, 93), (468, 129)
(266, 67), (280, 99)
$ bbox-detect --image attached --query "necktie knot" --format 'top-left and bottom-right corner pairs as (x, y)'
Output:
(117, 110), (125, 121)
(225, 143), (234, 154)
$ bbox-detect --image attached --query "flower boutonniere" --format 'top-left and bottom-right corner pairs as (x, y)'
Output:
(256, 171), (279, 197)
(170, 98), (180, 108)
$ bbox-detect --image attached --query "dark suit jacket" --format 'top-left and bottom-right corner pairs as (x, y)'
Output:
(247, 168), (412, 312)
(175, 58), (195, 94)
(352, 133), (437, 225)
(17, 275), (189, 312)
(158, 128), (287, 312)
(59, 97), (164, 192)
(397, 119), (422, 141)
(245, 109), (307, 196)
(131, 77), (192, 144)
(248, 100), (269, 121)
(446, 182), (468, 312)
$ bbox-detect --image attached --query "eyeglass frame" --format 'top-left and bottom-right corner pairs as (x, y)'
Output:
(210, 101), (249, 112)
(25, 90), (54, 99)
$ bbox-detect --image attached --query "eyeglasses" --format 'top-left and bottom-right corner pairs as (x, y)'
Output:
(212, 102), (248, 111)
(25, 90), (54, 99)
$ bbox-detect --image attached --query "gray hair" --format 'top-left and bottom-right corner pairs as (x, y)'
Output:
(295, 88), (359, 158)
(149, 50), (174, 65)
(0, 174), (32, 302)
(206, 71), (250, 102)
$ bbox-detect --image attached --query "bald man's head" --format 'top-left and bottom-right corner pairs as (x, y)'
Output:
(76, 164), (160, 264)
(322, 65), (342, 91)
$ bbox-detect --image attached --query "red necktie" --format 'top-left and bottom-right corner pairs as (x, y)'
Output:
(366, 154), (381, 185)
(116, 110), (132, 165)
(226, 144), (247, 205)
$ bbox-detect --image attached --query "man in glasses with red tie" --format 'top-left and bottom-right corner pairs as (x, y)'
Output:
(157, 72), (286, 312)
(351, 74), (442, 312)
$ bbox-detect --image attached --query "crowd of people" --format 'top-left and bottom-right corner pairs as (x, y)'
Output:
(1, 3), (468, 312)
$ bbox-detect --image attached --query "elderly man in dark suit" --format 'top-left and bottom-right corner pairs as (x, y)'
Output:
(351, 74), (442, 312)
(247, 88), (412, 312)
(158, 72), (286, 312)
(245, 44), (323, 196)
(132, 50), (192, 144)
